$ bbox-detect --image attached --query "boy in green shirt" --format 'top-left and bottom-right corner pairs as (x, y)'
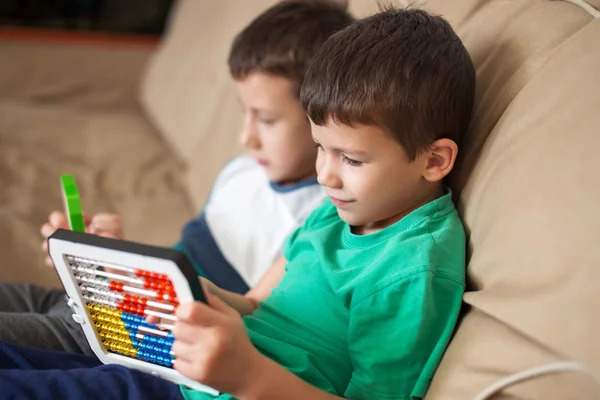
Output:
(0, 5), (475, 400)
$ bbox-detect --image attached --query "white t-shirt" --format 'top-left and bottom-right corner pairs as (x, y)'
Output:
(179, 156), (326, 293)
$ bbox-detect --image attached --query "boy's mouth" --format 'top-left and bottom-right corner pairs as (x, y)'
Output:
(329, 196), (354, 207)
(256, 159), (268, 167)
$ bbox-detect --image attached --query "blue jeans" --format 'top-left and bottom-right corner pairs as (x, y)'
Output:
(0, 342), (183, 400)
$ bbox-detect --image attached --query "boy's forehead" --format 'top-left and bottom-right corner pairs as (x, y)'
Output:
(311, 121), (390, 152)
(235, 72), (298, 107)
(236, 72), (296, 96)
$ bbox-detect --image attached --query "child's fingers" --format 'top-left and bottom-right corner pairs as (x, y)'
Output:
(49, 211), (69, 230)
(172, 354), (200, 380)
(175, 302), (222, 326)
(205, 291), (238, 318)
(89, 213), (123, 237)
(40, 232), (54, 267)
(41, 211), (68, 238)
(170, 341), (197, 365)
(96, 232), (118, 240)
(145, 315), (160, 324)
(171, 321), (207, 344)
(83, 213), (92, 226)
(44, 255), (54, 268)
(40, 223), (56, 238)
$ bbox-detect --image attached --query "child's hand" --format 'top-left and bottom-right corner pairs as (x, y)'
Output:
(172, 291), (265, 395)
(40, 211), (123, 267)
(40, 211), (87, 267)
(86, 213), (124, 239)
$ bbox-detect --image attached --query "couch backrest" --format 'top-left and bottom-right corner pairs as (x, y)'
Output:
(415, 0), (600, 398)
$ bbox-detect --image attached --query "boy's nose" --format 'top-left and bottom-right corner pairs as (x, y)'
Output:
(239, 121), (261, 150)
(317, 162), (342, 189)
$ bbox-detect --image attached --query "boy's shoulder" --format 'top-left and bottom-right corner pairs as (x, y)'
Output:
(215, 156), (262, 184)
(372, 190), (465, 282)
(343, 191), (465, 309)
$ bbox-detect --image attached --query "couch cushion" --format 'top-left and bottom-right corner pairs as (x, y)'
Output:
(416, 0), (600, 398)
(0, 100), (193, 287)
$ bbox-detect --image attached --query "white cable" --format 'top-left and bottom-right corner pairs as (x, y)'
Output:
(472, 361), (600, 400)
(560, 0), (600, 18)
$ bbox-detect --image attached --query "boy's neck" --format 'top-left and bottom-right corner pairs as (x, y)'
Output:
(273, 172), (318, 188)
(353, 183), (445, 235)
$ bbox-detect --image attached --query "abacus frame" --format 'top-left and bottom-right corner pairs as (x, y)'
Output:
(48, 228), (218, 395)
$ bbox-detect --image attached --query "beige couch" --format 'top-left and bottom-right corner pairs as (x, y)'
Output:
(1, 0), (598, 398)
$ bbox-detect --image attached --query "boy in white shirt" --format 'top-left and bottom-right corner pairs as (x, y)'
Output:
(0, 0), (353, 355)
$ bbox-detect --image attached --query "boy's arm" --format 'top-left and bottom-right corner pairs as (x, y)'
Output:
(174, 288), (346, 400)
(201, 255), (287, 316)
(236, 356), (346, 400)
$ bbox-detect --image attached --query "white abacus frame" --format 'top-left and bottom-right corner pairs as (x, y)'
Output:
(48, 230), (219, 396)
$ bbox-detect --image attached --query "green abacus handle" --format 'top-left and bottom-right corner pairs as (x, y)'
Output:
(60, 174), (85, 233)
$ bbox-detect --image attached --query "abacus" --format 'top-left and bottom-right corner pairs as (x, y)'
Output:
(48, 228), (218, 395)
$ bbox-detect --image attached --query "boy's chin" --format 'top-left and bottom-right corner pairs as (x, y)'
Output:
(335, 207), (362, 227)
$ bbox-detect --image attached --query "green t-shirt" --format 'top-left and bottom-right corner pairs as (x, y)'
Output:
(181, 190), (465, 400)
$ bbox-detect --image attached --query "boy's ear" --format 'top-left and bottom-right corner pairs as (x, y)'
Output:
(421, 138), (458, 182)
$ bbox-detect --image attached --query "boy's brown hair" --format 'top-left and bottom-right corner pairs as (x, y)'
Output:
(301, 8), (476, 160)
(228, 0), (353, 93)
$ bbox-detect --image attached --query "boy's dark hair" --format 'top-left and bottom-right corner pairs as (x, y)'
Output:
(301, 8), (476, 160)
(228, 0), (353, 93)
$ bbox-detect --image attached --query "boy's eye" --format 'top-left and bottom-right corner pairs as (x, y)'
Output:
(259, 119), (275, 126)
(343, 155), (362, 167)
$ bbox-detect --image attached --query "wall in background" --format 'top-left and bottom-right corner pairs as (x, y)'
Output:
(0, 0), (174, 35)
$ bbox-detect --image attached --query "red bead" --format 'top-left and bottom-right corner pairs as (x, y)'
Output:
(109, 281), (124, 292)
